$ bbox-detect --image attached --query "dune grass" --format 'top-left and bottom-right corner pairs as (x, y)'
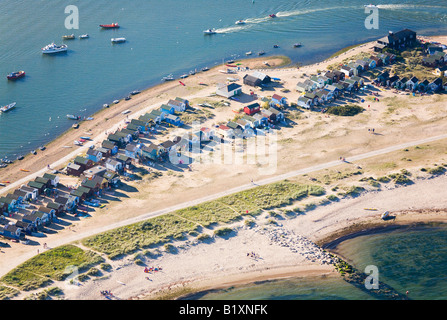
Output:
(0, 245), (104, 292)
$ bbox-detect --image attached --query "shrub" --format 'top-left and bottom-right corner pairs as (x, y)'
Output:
(100, 263), (112, 271)
(326, 104), (364, 116)
(197, 234), (211, 242)
(214, 227), (233, 237)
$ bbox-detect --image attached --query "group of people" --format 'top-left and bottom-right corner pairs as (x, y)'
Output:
(144, 266), (162, 273)
(247, 251), (260, 259)
(100, 290), (112, 296)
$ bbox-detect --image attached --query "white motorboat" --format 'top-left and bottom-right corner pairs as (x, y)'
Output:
(79, 34), (89, 39)
(203, 29), (216, 35)
(235, 20), (246, 25)
(113, 100), (120, 104)
(42, 43), (68, 54)
(162, 74), (174, 81)
(111, 37), (126, 43)
(364, 4), (378, 8)
(246, 51), (253, 55)
(180, 74), (189, 79)
(0, 102), (16, 113)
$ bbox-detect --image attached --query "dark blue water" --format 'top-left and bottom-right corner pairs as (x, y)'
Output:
(191, 224), (447, 300)
(0, 0), (446, 159)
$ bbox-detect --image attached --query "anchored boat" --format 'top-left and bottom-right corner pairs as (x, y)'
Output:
(0, 102), (16, 113)
(62, 34), (75, 40)
(100, 23), (120, 29)
(42, 43), (68, 54)
(111, 37), (126, 43)
(7, 71), (25, 80)
(203, 29), (216, 35)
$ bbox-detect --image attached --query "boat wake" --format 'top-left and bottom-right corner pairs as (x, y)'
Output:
(376, 4), (445, 10)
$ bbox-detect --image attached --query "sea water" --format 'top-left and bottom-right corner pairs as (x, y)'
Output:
(0, 0), (447, 159)
(190, 224), (447, 300)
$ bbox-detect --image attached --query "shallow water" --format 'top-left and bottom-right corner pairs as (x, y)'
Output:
(190, 224), (447, 300)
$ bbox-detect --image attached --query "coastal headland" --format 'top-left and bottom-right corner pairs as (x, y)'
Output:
(1, 34), (447, 300)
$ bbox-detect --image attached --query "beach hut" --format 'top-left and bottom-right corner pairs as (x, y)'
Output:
(200, 127), (215, 141)
(101, 171), (121, 188)
(243, 74), (262, 87)
(386, 75), (400, 88)
(125, 143), (141, 159)
(102, 140), (119, 155)
(35, 177), (52, 189)
(406, 76), (419, 91)
(21, 214), (42, 231)
(160, 104), (176, 115)
(216, 124), (234, 138)
(340, 66), (354, 78)
(19, 185), (38, 200)
(295, 81), (311, 93)
(297, 96), (313, 109)
(43, 173), (60, 187)
(0, 197), (16, 213)
(27, 181), (46, 195)
(428, 78), (444, 92)
(83, 165), (107, 179)
(164, 114), (183, 127)
(251, 71), (271, 84)
(74, 156), (94, 171)
(66, 163), (83, 177)
(141, 144), (161, 161)
(167, 99), (187, 112)
(86, 148), (103, 163)
(46, 201), (64, 215)
(270, 94), (287, 108)
(261, 109), (277, 123)
(1, 224), (25, 241)
(216, 83), (242, 98)
(105, 158), (122, 173)
(268, 107), (284, 122)
(244, 103), (261, 116)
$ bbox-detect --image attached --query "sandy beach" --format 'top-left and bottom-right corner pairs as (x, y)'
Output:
(1, 34), (447, 300)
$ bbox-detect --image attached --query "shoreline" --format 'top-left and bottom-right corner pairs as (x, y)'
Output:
(146, 209), (447, 301)
(2, 33), (447, 300)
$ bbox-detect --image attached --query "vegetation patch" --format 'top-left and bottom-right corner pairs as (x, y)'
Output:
(82, 214), (199, 259)
(326, 105), (364, 117)
(0, 285), (20, 300)
(1, 245), (103, 291)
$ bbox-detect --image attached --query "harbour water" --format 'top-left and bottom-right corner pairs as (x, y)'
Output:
(0, 0), (447, 159)
(188, 224), (447, 300)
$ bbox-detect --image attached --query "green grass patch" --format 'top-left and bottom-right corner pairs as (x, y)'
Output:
(0, 285), (20, 300)
(1, 245), (104, 291)
(82, 214), (199, 259)
(326, 105), (364, 117)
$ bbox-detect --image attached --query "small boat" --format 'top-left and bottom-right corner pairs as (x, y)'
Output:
(103, 104), (109, 108)
(203, 29), (216, 35)
(31, 150), (37, 155)
(7, 71), (25, 80)
(72, 123), (79, 129)
(273, 44), (279, 48)
(180, 74), (189, 79)
(201, 67), (209, 71)
(121, 110), (131, 115)
(62, 34), (75, 40)
(246, 51), (252, 55)
(80, 136), (92, 140)
(226, 64), (237, 67)
(42, 43), (68, 54)
(269, 14), (277, 18)
(100, 23), (120, 29)
(17, 155), (24, 160)
(74, 140), (83, 146)
(258, 51), (265, 56)
(130, 90), (141, 95)
(364, 4), (378, 8)
(235, 20), (246, 25)
(20, 169), (30, 172)
(381, 211), (390, 220)
(79, 34), (89, 39)
(111, 37), (126, 43)
(162, 74), (174, 81)
(179, 81), (185, 86)
(67, 114), (80, 120)
(0, 102), (16, 113)
(189, 70), (196, 75)
(39, 146), (46, 151)
(124, 96), (131, 100)
(293, 43), (302, 48)
(113, 100), (120, 104)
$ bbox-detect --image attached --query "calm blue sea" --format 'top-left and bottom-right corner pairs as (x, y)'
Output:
(189, 224), (447, 300)
(0, 0), (447, 159)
